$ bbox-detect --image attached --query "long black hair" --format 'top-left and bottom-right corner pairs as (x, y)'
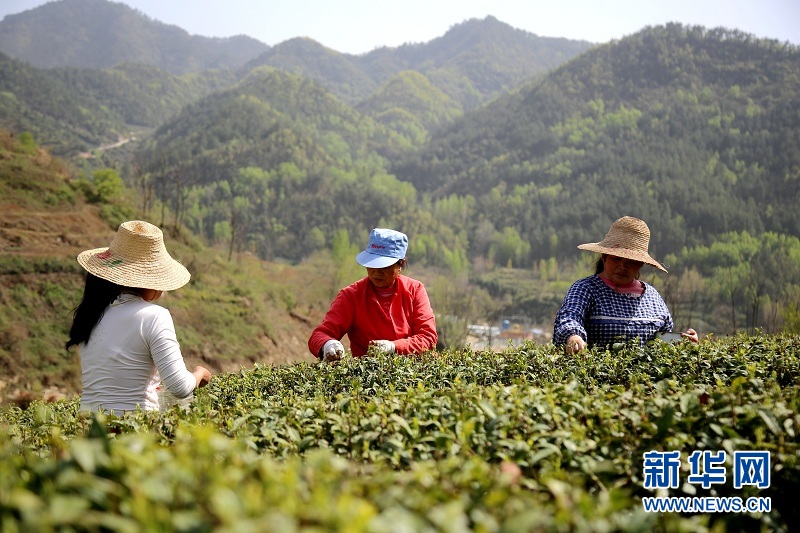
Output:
(594, 256), (605, 274)
(66, 273), (125, 350)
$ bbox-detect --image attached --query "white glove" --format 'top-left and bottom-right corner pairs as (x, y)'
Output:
(370, 339), (396, 355)
(321, 339), (344, 362)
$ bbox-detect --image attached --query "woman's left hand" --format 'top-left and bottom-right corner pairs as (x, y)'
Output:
(682, 328), (699, 343)
(193, 366), (212, 388)
(370, 340), (396, 355)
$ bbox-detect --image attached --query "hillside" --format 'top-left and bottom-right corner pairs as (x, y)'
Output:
(356, 70), (463, 143)
(0, 52), (240, 156)
(47, 63), (239, 129)
(0, 0), (268, 73)
(137, 24), (800, 268)
(0, 1), (592, 112)
(0, 130), (328, 404)
(133, 67), (428, 263)
(0, 51), (125, 156)
(125, 24), (800, 336)
(242, 38), (380, 108)
(358, 16), (593, 104)
(0, 4), (592, 164)
(393, 23), (800, 259)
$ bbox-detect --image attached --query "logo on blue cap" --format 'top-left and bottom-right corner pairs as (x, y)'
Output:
(356, 228), (408, 268)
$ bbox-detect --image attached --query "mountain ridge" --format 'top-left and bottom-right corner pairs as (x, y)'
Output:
(0, 1), (593, 110)
(0, 0), (269, 73)
(245, 16), (594, 108)
(0, 1), (594, 157)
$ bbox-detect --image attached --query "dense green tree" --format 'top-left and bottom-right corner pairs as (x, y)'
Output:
(678, 231), (800, 333)
(92, 168), (125, 203)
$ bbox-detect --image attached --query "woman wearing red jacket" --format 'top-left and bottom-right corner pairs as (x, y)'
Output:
(308, 228), (438, 361)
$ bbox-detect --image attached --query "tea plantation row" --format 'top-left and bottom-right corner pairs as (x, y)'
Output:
(1, 334), (798, 531)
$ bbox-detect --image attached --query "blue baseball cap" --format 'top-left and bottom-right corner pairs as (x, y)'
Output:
(356, 228), (408, 268)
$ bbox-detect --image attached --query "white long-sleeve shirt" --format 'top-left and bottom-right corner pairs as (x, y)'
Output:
(79, 294), (196, 412)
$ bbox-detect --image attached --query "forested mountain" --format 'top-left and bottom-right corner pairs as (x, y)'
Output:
(135, 23), (800, 272)
(128, 23), (800, 334)
(134, 68), (437, 262)
(1, 1), (591, 110)
(359, 16), (592, 106)
(0, 52), (239, 155)
(0, 2), (590, 159)
(243, 16), (593, 108)
(394, 23), (800, 261)
(241, 38), (379, 108)
(355, 71), (463, 145)
(0, 51), (123, 154)
(47, 63), (238, 128)
(0, 0), (268, 73)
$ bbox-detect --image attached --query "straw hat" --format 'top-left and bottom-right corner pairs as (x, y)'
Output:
(577, 216), (667, 272)
(77, 220), (191, 290)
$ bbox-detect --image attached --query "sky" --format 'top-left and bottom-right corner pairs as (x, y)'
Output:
(1, 0), (799, 55)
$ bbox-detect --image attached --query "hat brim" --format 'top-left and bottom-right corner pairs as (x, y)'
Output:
(77, 247), (191, 291)
(578, 243), (667, 272)
(355, 250), (402, 268)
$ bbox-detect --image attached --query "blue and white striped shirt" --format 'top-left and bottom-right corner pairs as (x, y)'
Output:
(553, 275), (673, 347)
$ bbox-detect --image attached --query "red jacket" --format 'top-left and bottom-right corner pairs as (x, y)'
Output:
(308, 275), (437, 358)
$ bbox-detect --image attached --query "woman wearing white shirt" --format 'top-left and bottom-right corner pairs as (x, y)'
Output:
(66, 220), (212, 412)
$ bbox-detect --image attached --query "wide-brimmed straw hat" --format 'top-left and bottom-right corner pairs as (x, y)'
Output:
(77, 220), (190, 290)
(577, 216), (667, 272)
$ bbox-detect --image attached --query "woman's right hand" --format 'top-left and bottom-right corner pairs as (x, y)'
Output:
(322, 339), (345, 362)
(193, 366), (212, 388)
(565, 335), (586, 355)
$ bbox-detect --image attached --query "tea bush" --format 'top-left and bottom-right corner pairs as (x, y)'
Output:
(1, 333), (798, 531)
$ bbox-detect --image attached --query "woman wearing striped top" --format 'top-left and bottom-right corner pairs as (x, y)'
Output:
(554, 217), (698, 354)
